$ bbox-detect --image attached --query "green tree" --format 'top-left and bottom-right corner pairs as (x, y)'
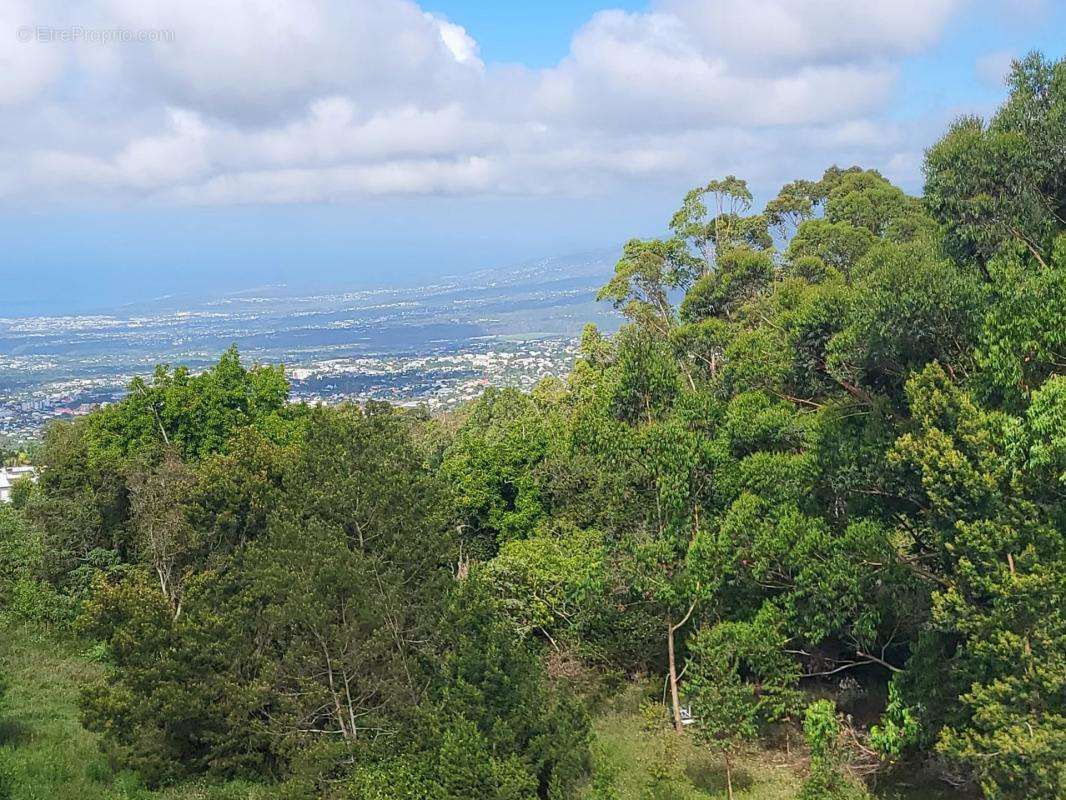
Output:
(436, 580), (591, 799)
(127, 449), (198, 616)
(798, 701), (869, 800)
(86, 345), (289, 464)
(598, 238), (694, 335)
(925, 53), (1065, 271)
(975, 237), (1066, 408)
(80, 403), (453, 784)
(889, 364), (1066, 799)
(670, 176), (772, 274)
(687, 611), (801, 799)
(441, 387), (561, 558)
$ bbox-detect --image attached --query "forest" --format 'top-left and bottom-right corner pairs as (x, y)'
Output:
(0, 53), (1063, 800)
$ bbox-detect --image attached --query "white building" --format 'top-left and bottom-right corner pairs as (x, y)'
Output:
(0, 465), (36, 503)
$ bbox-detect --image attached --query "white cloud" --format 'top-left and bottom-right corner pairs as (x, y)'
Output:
(0, 0), (968, 206)
(166, 156), (496, 204)
(426, 13), (482, 68)
(95, 0), (482, 121)
(656, 0), (962, 67)
(535, 9), (898, 129)
(0, 0), (65, 106)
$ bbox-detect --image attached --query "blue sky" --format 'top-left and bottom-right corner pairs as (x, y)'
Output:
(0, 0), (1063, 315)
(425, 1), (647, 65)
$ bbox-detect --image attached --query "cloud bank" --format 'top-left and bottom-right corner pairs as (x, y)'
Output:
(0, 0), (968, 205)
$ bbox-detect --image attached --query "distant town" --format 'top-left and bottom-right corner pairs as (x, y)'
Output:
(0, 336), (582, 439)
(0, 252), (618, 440)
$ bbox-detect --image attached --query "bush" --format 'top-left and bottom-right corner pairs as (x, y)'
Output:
(798, 701), (870, 800)
(1, 577), (78, 628)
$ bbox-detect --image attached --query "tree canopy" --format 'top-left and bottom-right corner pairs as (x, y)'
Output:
(3, 50), (1063, 800)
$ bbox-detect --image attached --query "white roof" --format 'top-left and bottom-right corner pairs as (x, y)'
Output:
(0, 466), (35, 489)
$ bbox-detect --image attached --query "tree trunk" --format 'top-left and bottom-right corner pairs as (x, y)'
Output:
(667, 618), (684, 734)
(724, 751), (734, 800)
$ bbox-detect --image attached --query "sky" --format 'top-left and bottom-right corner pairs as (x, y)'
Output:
(0, 0), (1063, 315)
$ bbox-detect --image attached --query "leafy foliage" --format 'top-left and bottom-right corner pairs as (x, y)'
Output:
(798, 702), (869, 800)
(16, 51), (1066, 800)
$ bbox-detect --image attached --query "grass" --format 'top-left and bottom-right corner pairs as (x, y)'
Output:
(582, 684), (967, 800)
(590, 712), (802, 799)
(1, 623), (109, 799)
(1, 625), (969, 800)
(3, 627), (804, 800)
(582, 684), (802, 800)
(0, 624), (273, 800)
